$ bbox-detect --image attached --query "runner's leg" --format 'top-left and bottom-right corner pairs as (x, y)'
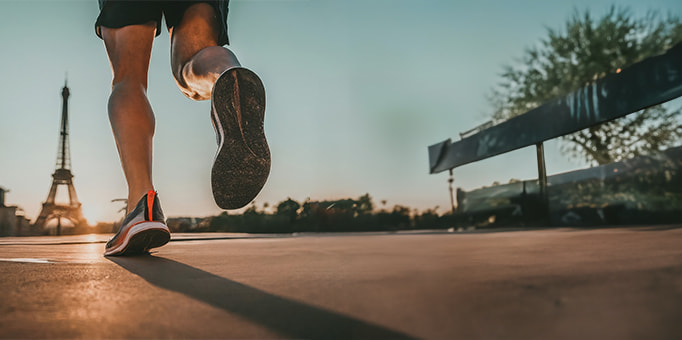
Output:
(170, 2), (239, 100)
(168, 2), (270, 209)
(101, 23), (157, 212)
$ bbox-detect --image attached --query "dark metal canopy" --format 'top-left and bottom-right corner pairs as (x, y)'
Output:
(429, 42), (682, 174)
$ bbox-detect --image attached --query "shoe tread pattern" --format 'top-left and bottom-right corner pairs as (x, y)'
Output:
(211, 68), (271, 209)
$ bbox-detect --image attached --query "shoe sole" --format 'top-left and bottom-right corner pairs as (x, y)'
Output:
(211, 67), (270, 209)
(104, 222), (171, 256)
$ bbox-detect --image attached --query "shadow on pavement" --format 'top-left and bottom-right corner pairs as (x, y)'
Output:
(108, 255), (416, 340)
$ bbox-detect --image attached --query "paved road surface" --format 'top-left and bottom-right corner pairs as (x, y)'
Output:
(1, 226), (681, 339)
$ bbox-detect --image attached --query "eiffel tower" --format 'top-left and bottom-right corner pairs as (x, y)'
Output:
(34, 81), (86, 233)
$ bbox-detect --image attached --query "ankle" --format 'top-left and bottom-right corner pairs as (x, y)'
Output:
(127, 188), (154, 214)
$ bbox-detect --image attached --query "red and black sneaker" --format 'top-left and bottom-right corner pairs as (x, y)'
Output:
(210, 67), (270, 210)
(104, 190), (170, 256)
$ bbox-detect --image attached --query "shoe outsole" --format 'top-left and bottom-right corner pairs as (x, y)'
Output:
(104, 222), (170, 256)
(211, 67), (270, 210)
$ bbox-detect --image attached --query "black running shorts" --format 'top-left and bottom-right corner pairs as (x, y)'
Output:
(95, 0), (230, 45)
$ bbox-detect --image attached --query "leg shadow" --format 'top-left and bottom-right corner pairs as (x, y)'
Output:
(108, 255), (416, 339)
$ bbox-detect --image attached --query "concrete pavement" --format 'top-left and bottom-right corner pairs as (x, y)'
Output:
(1, 226), (681, 339)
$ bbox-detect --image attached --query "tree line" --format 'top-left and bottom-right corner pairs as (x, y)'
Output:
(170, 194), (446, 233)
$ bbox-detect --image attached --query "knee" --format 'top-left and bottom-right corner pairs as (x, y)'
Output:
(111, 77), (148, 94)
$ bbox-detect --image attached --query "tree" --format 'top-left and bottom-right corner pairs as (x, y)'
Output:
(356, 193), (374, 215)
(276, 197), (301, 224)
(490, 7), (682, 165)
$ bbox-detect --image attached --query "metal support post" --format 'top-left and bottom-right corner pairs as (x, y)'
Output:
(536, 142), (549, 223)
(448, 169), (455, 214)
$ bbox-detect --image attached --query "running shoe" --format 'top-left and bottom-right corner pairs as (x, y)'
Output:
(210, 67), (270, 209)
(104, 190), (171, 256)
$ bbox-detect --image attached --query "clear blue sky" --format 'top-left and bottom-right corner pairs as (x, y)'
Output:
(1, 0), (680, 224)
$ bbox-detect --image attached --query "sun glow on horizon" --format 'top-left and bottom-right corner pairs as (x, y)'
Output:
(82, 205), (106, 227)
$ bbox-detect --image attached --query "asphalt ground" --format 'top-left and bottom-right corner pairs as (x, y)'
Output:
(1, 226), (681, 339)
